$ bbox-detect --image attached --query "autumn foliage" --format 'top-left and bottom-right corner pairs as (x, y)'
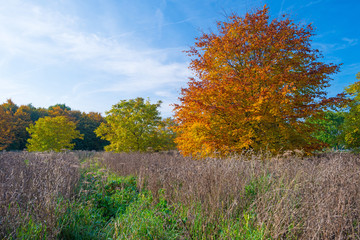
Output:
(342, 72), (360, 151)
(173, 6), (345, 157)
(0, 106), (14, 150)
(95, 98), (176, 152)
(26, 116), (83, 152)
(0, 100), (108, 151)
(0, 100), (36, 150)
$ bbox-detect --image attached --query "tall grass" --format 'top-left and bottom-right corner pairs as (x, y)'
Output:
(0, 151), (82, 239)
(101, 151), (360, 239)
(2, 151), (360, 239)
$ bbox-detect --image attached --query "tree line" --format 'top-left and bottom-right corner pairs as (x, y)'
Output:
(0, 98), (176, 152)
(0, 100), (109, 151)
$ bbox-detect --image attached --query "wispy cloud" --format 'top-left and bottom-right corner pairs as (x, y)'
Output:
(342, 38), (359, 47)
(305, 0), (323, 8)
(156, 9), (165, 38)
(0, 1), (190, 116)
(278, 0), (286, 18)
(312, 37), (359, 54)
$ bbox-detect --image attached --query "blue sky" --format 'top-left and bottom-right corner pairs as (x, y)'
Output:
(0, 0), (359, 117)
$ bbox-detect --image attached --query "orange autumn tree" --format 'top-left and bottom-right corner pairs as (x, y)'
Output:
(173, 6), (345, 157)
(0, 106), (15, 150)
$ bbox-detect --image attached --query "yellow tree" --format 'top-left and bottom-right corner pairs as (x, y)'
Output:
(174, 6), (345, 157)
(342, 72), (360, 151)
(26, 116), (83, 152)
(153, 117), (177, 151)
(95, 98), (175, 152)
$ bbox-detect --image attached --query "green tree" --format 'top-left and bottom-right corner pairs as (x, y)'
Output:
(154, 117), (177, 151)
(27, 104), (49, 122)
(26, 116), (83, 152)
(73, 112), (109, 151)
(307, 111), (345, 150)
(48, 103), (72, 111)
(95, 98), (175, 152)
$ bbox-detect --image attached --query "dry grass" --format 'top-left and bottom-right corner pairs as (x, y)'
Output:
(100, 151), (360, 239)
(0, 151), (82, 239)
(2, 150), (360, 239)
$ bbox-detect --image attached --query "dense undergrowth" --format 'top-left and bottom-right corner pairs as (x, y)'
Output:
(1, 151), (360, 239)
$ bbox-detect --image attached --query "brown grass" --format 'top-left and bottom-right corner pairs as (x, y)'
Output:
(0, 151), (82, 239)
(2, 150), (360, 239)
(100, 151), (360, 239)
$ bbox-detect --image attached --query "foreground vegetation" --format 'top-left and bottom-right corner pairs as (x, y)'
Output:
(1, 151), (360, 239)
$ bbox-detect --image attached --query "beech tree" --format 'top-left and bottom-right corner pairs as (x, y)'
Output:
(174, 6), (345, 157)
(26, 116), (83, 152)
(95, 98), (175, 152)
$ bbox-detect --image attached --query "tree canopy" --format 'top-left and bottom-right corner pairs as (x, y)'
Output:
(95, 98), (176, 152)
(26, 116), (83, 152)
(73, 112), (109, 151)
(173, 6), (345, 157)
(307, 111), (345, 150)
(0, 99), (107, 151)
(0, 105), (15, 150)
(342, 72), (360, 151)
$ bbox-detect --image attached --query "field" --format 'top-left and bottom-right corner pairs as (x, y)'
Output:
(1, 151), (360, 239)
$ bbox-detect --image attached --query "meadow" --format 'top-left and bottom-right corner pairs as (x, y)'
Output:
(1, 151), (360, 239)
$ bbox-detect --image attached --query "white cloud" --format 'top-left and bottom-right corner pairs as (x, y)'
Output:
(311, 42), (337, 54)
(312, 37), (359, 54)
(342, 38), (358, 47)
(155, 90), (175, 98)
(156, 8), (164, 37)
(0, 0), (191, 116)
(305, 0), (323, 8)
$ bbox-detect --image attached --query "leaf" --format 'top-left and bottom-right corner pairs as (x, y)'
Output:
(26, 116), (83, 152)
(95, 98), (176, 152)
(173, 6), (344, 157)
